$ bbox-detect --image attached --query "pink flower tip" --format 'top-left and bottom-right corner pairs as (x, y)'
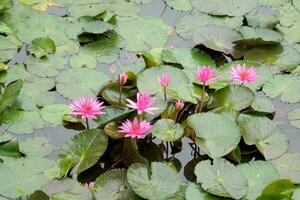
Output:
(195, 66), (219, 84)
(229, 64), (257, 84)
(85, 182), (95, 189)
(118, 72), (128, 86)
(118, 117), (152, 138)
(157, 72), (170, 88)
(175, 100), (184, 111)
(126, 92), (159, 115)
(69, 97), (105, 119)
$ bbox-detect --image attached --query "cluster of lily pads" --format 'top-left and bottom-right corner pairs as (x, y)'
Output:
(0, 0), (300, 199)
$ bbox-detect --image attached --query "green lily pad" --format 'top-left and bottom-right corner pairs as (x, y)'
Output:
(191, 0), (258, 16)
(59, 129), (108, 177)
(237, 114), (289, 160)
(176, 12), (243, 40)
(257, 179), (294, 200)
(161, 48), (215, 69)
(19, 137), (53, 157)
(185, 183), (220, 200)
(0, 79), (23, 114)
(293, 188), (300, 200)
(0, 139), (22, 158)
(208, 85), (255, 111)
(127, 162), (181, 200)
(17, 77), (56, 110)
(251, 96), (275, 113)
(191, 25), (242, 56)
(0, 157), (54, 198)
(116, 17), (172, 51)
(263, 74), (300, 103)
(194, 158), (248, 199)
(56, 68), (110, 99)
(137, 65), (189, 95)
(287, 108), (300, 129)
(164, 0), (192, 11)
(69, 53), (97, 69)
(40, 104), (72, 125)
(94, 169), (139, 200)
(237, 161), (279, 200)
(29, 37), (56, 58)
(0, 0), (12, 13)
(0, 35), (18, 63)
(272, 153), (300, 184)
(187, 113), (241, 158)
(152, 119), (184, 142)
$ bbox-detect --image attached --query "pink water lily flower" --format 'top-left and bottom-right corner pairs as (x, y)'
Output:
(175, 100), (184, 111)
(119, 117), (152, 138)
(157, 73), (170, 88)
(69, 97), (105, 119)
(126, 92), (159, 115)
(195, 66), (219, 84)
(229, 64), (257, 84)
(118, 72), (128, 86)
(85, 182), (95, 189)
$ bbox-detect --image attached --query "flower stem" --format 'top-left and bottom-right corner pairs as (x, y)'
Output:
(85, 118), (89, 130)
(195, 83), (206, 113)
(163, 87), (167, 102)
(119, 85), (123, 105)
(166, 141), (169, 159)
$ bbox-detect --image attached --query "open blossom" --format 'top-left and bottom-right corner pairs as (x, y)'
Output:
(229, 64), (257, 84)
(175, 100), (184, 111)
(157, 73), (170, 88)
(119, 117), (152, 138)
(85, 182), (95, 189)
(126, 92), (158, 115)
(118, 72), (128, 86)
(195, 66), (219, 84)
(69, 97), (105, 119)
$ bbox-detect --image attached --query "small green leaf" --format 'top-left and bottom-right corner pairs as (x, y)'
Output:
(40, 104), (72, 125)
(257, 179), (294, 200)
(29, 37), (56, 58)
(288, 108), (300, 129)
(152, 119), (184, 142)
(251, 96), (275, 113)
(0, 79), (23, 114)
(19, 137), (53, 157)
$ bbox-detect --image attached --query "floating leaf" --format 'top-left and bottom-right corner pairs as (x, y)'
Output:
(0, 139), (22, 158)
(59, 129), (108, 177)
(0, 79), (23, 114)
(29, 37), (56, 58)
(137, 65), (189, 95)
(94, 169), (139, 200)
(116, 17), (172, 51)
(272, 153), (300, 184)
(69, 53), (97, 69)
(191, 25), (242, 56)
(187, 113), (241, 158)
(161, 48), (215, 69)
(194, 158), (248, 199)
(263, 74), (300, 103)
(164, 0), (192, 11)
(257, 179), (294, 200)
(40, 104), (72, 125)
(237, 114), (288, 160)
(0, 35), (18, 62)
(152, 119), (184, 142)
(208, 85), (255, 111)
(287, 108), (300, 129)
(127, 162), (181, 200)
(0, 157), (53, 198)
(191, 0), (258, 16)
(185, 183), (220, 200)
(56, 68), (110, 99)
(19, 137), (53, 157)
(237, 161), (279, 200)
(251, 96), (275, 113)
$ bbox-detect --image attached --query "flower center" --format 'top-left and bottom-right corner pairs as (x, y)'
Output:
(240, 71), (248, 80)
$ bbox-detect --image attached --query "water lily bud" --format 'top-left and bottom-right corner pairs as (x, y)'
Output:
(119, 72), (128, 86)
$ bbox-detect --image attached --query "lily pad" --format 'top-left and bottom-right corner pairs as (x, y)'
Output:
(191, 0), (258, 16)
(152, 119), (184, 142)
(0, 35), (18, 63)
(164, 0), (192, 11)
(187, 113), (241, 158)
(263, 74), (300, 103)
(185, 183), (219, 200)
(127, 162), (181, 200)
(161, 48), (215, 69)
(29, 37), (56, 58)
(59, 129), (108, 177)
(272, 153), (300, 184)
(237, 161), (279, 200)
(69, 53), (97, 69)
(237, 114), (289, 160)
(257, 179), (294, 200)
(208, 85), (255, 111)
(0, 79), (23, 114)
(40, 104), (72, 125)
(287, 108), (300, 129)
(251, 96), (275, 113)
(137, 65), (189, 95)
(19, 137), (53, 157)
(194, 158), (248, 199)
(94, 169), (139, 200)
(56, 68), (110, 99)
(116, 17), (172, 51)
(0, 157), (54, 198)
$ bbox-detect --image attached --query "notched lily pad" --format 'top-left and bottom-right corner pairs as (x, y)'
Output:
(152, 119), (184, 142)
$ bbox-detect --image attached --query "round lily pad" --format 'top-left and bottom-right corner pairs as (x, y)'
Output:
(251, 96), (275, 113)
(288, 108), (300, 129)
(164, 0), (192, 11)
(19, 137), (54, 157)
(152, 119), (184, 142)
(40, 104), (72, 125)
